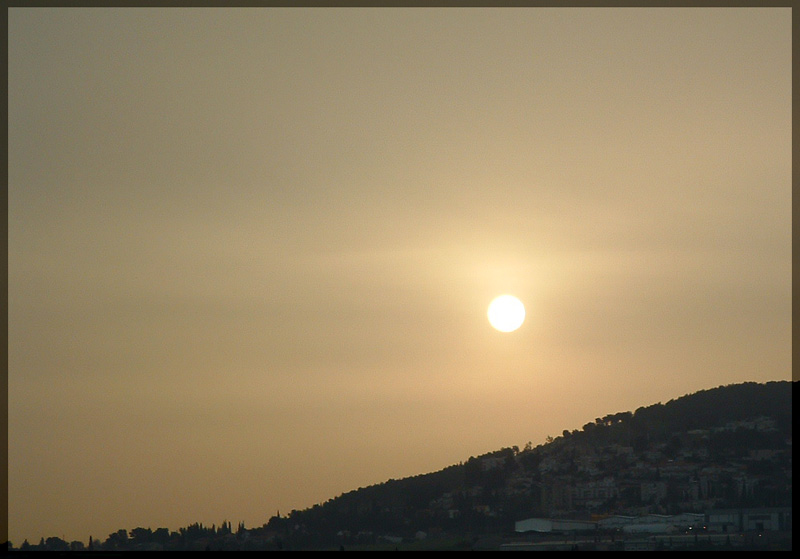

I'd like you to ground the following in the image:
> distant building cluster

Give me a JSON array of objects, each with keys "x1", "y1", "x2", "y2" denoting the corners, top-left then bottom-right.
[
  {"x1": 9, "y1": 384, "x2": 792, "y2": 551},
  {"x1": 514, "y1": 508, "x2": 791, "y2": 535}
]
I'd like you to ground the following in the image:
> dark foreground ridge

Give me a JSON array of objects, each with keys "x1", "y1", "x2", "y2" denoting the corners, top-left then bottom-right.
[{"x1": 7, "y1": 380, "x2": 793, "y2": 551}]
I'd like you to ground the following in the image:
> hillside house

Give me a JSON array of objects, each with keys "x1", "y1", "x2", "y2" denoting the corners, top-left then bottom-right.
[{"x1": 515, "y1": 517, "x2": 597, "y2": 534}]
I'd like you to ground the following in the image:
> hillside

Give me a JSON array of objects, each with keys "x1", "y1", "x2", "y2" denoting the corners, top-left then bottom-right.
[
  {"x1": 12, "y1": 380, "x2": 792, "y2": 551},
  {"x1": 261, "y1": 380, "x2": 792, "y2": 549}
]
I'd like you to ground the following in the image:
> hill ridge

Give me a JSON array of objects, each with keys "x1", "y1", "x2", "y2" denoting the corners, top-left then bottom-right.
[{"x1": 11, "y1": 380, "x2": 793, "y2": 551}]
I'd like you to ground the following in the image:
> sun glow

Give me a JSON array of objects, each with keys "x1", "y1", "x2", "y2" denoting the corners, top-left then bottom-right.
[{"x1": 487, "y1": 295, "x2": 526, "y2": 332}]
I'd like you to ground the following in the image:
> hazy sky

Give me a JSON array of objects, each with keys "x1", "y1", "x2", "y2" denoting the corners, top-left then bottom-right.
[{"x1": 7, "y1": 7, "x2": 792, "y2": 546}]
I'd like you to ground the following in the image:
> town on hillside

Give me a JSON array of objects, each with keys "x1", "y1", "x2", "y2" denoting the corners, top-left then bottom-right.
[{"x1": 9, "y1": 382, "x2": 793, "y2": 551}]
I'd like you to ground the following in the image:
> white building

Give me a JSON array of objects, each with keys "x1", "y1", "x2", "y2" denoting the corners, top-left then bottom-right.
[
  {"x1": 622, "y1": 523, "x2": 677, "y2": 534},
  {"x1": 515, "y1": 518, "x2": 597, "y2": 533},
  {"x1": 597, "y1": 515, "x2": 636, "y2": 530}
]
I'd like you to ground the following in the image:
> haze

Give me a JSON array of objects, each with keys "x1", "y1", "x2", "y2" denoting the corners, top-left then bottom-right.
[{"x1": 6, "y1": 7, "x2": 791, "y2": 546}]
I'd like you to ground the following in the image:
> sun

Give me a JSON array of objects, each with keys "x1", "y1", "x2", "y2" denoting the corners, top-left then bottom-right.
[{"x1": 487, "y1": 295, "x2": 526, "y2": 332}]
